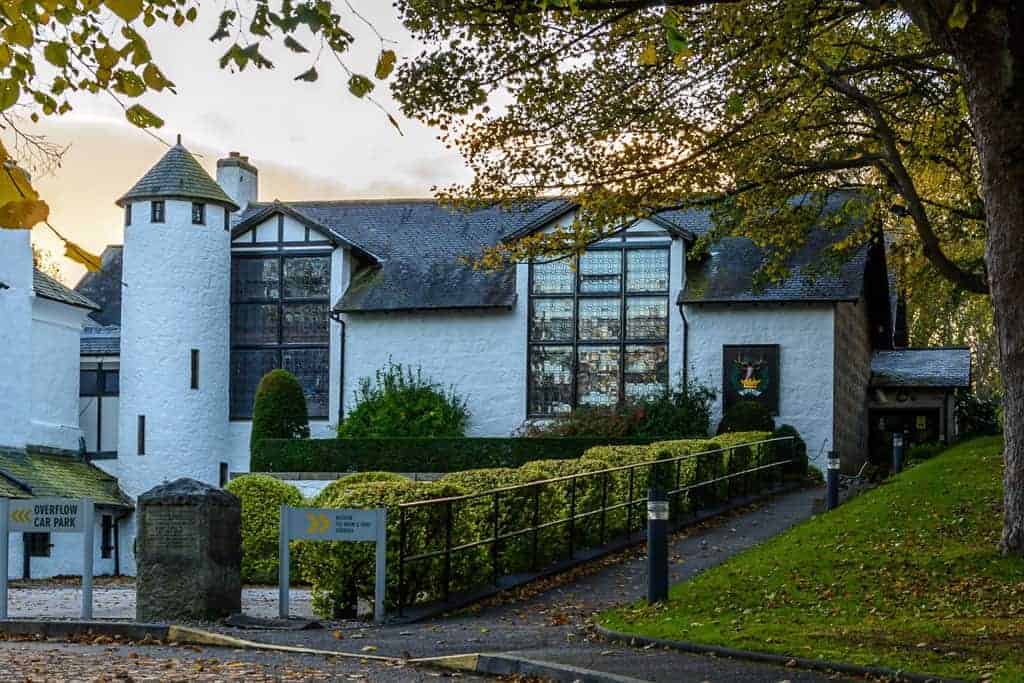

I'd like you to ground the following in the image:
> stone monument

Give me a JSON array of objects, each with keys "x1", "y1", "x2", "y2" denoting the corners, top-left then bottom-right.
[{"x1": 136, "y1": 478, "x2": 242, "y2": 621}]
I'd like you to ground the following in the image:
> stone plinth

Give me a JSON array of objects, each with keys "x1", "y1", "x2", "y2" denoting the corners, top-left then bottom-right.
[{"x1": 136, "y1": 478, "x2": 241, "y2": 622}]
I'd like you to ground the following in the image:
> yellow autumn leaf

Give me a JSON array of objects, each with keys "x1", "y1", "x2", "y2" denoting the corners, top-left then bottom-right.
[
  {"x1": 104, "y1": 0, "x2": 142, "y2": 22},
  {"x1": 639, "y1": 42, "x2": 659, "y2": 66},
  {"x1": 63, "y1": 239, "x2": 102, "y2": 272},
  {"x1": 0, "y1": 199, "x2": 49, "y2": 229}
]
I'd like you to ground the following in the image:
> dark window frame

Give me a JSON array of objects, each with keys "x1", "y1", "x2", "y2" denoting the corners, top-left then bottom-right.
[
  {"x1": 124, "y1": 203, "x2": 131, "y2": 227},
  {"x1": 192, "y1": 202, "x2": 206, "y2": 225},
  {"x1": 151, "y1": 200, "x2": 165, "y2": 223},
  {"x1": 101, "y1": 515, "x2": 114, "y2": 559},
  {"x1": 80, "y1": 368, "x2": 119, "y2": 397},
  {"x1": 527, "y1": 239, "x2": 671, "y2": 418},
  {"x1": 229, "y1": 250, "x2": 332, "y2": 420},
  {"x1": 137, "y1": 414, "x2": 146, "y2": 455},
  {"x1": 25, "y1": 532, "x2": 51, "y2": 557},
  {"x1": 190, "y1": 349, "x2": 200, "y2": 389}
]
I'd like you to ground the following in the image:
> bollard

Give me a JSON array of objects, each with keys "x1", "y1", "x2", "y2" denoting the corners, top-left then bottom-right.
[
  {"x1": 826, "y1": 452, "x2": 840, "y2": 511},
  {"x1": 647, "y1": 489, "x2": 669, "y2": 604},
  {"x1": 892, "y1": 432, "x2": 904, "y2": 474}
]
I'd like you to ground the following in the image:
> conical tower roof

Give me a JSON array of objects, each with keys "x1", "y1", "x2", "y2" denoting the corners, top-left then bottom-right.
[{"x1": 116, "y1": 143, "x2": 239, "y2": 210}]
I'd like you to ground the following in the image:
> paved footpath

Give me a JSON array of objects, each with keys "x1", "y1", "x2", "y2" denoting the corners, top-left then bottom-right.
[{"x1": 6, "y1": 487, "x2": 846, "y2": 682}]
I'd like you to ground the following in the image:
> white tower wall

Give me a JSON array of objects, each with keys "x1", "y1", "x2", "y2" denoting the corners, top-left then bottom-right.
[
  {"x1": 116, "y1": 198, "x2": 231, "y2": 499},
  {"x1": 0, "y1": 229, "x2": 33, "y2": 450}
]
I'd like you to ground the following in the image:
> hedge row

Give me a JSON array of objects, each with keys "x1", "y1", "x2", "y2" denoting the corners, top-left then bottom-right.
[
  {"x1": 252, "y1": 436, "x2": 671, "y2": 473},
  {"x1": 276, "y1": 428, "x2": 807, "y2": 617}
]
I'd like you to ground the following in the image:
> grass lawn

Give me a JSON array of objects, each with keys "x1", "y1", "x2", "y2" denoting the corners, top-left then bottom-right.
[{"x1": 598, "y1": 437, "x2": 1023, "y2": 682}]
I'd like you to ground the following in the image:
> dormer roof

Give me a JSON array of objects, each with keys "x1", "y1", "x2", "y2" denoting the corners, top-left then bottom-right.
[{"x1": 116, "y1": 144, "x2": 239, "y2": 210}]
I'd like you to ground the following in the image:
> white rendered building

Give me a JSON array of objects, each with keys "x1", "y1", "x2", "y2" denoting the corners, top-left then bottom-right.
[{"x1": 3, "y1": 143, "x2": 972, "y2": 578}]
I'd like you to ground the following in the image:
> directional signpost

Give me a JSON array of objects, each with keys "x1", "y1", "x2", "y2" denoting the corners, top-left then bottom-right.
[
  {"x1": 0, "y1": 497, "x2": 95, "y2": 619},
  {"x1": 278, "y1": 506, "x2": 387, "y2": 623}
]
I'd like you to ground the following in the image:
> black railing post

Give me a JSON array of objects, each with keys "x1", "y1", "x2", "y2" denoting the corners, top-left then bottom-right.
[
  {"x1": 627, "y1": 467, "x2": 635, "y2": 535},
  {"x1": 443, "y1": 499, "x2": 453, "y2": 602},
  {"x1": 492, "y1": 491, "x2": 501, "y2": 586},
  {"x1": 567, "y1": 476, "x2": 577, "y2": 560},
  {"x1": 531, "y1": 484, "x2": 541, "y2": 571},
  {"x1": 398, "y1": 506, "x2": 407, "y2": 616},
  {"x1": 599, "y1": 471, "x2": 608, "y2": 545}
]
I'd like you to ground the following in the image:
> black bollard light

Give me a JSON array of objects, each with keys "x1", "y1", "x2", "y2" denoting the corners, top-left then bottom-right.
[
  {"x1": 826, "y1": 451, "x2": 840, "y2": 511},
  {"x1": 892, "y1": 432, "x2": 904, "y2": 474},
  {"x1": 647, "y1": 489, "x2": 669, "y2": 604}
]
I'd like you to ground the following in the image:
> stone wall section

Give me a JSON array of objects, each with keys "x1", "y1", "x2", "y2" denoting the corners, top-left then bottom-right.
[{"x1": 832, "y1": 298, "x2": 872, "y2": 471}]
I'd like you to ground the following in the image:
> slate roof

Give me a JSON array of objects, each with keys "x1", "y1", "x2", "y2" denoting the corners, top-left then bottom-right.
[
  {"x1": 870, "y1": 348, "x2": 972, "y2": 388},
  {"x1": 81, "y1": 325, "x2": 121, "y2": 356},
  {"x1": 233, "y1": 199, "x2": 570, "y2": 312},
  {"x1": 33, "y1": 269, "x2": 98, "y2": 311},
  {"x1": 0, "y1": 448, "x2": 133, "y2": 507},
  {"x1": 74, "y1": 246, "x2": 122, "y2": 327},
  {"x1": 679, "y1": 194, "x2": 871, "y2": 304},
  {"x1": 117, "y1": 144, "x2": 238, "y2": 210}
]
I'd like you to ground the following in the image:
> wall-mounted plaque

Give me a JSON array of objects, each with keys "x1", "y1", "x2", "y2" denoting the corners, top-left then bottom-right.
[{"x1": 722, "y1": 344, "x2": 780, "y2": 415}]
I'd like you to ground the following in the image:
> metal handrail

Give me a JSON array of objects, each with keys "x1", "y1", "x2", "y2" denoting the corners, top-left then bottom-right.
[{"x1": 397, "y1": 436, "x2": 794, "y2": 508}]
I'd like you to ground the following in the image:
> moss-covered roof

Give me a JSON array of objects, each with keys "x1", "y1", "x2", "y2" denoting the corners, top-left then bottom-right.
[{"x1": 0, "y1": 449, "x2": 132, "y2": 508}]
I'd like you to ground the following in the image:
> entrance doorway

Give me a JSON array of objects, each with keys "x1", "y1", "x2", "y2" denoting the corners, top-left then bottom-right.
[{"x1": 868, "y1": 408, "x2": 942, "y2": 468}]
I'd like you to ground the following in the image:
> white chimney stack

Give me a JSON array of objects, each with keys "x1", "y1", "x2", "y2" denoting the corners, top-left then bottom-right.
[{"x1": 216, "y1": 152, "x2": 258, "y2": 211}]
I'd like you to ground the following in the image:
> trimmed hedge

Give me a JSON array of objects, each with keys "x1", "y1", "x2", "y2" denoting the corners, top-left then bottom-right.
[
  {"x1": 225, "y1": 474, "x2": 305, "y2": 585},
  {"x1": 253, "y1": 436, "x2": 668, "y2": 473},
  {"x1": 284, "y1": 430, "x2": 806, "y2": 618}
]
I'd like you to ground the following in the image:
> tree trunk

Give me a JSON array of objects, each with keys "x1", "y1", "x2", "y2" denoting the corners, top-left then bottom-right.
[{"x1": 953, "y1": 3, "x2": 1024, "y2": 554}]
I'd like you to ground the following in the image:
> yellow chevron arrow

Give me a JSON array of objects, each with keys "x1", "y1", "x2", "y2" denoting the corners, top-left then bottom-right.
[
  {"x1": 10, "y1": 509, "x2": 31, "y2": 524},
  {"x1": 306, "y1": 512, "x2": 330, "y2": 535}
]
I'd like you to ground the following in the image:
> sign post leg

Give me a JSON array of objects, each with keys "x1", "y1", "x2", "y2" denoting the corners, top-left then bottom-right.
[
  {"x1": 279, "y1": 505, "x2": 289, "y2": 620},
  {"x1": 0, "y1": 498, "x2": 9, "y2": 620},
  {"x1": 374, "y1": 509, "x2": 386, "y2": 624},
  {"x1": 81, "y1": 499, "x2": 94, "y2": 620}
]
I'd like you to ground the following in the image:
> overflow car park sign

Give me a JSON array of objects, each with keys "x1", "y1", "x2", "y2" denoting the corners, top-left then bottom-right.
[{"x1": 1, "y1": 497, "x2": 95, "y2": 619}]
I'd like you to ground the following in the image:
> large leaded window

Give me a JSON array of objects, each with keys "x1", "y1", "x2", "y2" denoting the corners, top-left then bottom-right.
[
  {"x1": 230, "y1": 253, "x2": 331, "y2": 419},
  {"x1": 528, "y1": 243, "x2": 670, "y2": 416}
]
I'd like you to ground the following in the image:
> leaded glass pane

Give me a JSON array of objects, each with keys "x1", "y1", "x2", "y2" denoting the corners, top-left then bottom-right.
[
  {"x1": 283, "y1": 347, "x2": 330, "y2": 417},
  {"x1": 230, "y1": 349, "x2": 278, "y2": 418},
  {"x1": 625, "y1": 345, "x2": 668, "y2": 401},
  {"x1": 282, "y1": 303, "x2": 329, "y2": 344},
  {"x1": 232, "y1": 258, "x2": 279, "y2": 300},
  {"x1": 80, "y1": 370, "x2": 98, "y2": 396},
  {"x1": 529, "y1": 346, "x2": 573, "y2": 415},
  {"x1": 530, "y1": 299, "x2": 574, "y2": 341},
  {"x1": 283, "y1": 257, "x2": 330, "y2": 298},
  {"x1": 531, "y1": 259, "x2": 574, "y2": 294},
  {"x1": 231, "y1": 303, "x2": 279, "y2": 345},
  {"x1": 579, "y1": 250, "x2": 622, "y2": 293},
  {"x1": 626, "y1": 249, "x2": 669, "y2": 292},
  {"x1": 626, "y1": 297, "x2": 668, "y2": 339},
  {"x1": 579, "y1": 298, "x2": 621, "y2": 340},
  {"x1": 577, "y1": 346, "x2": 620, "y2": 407}
]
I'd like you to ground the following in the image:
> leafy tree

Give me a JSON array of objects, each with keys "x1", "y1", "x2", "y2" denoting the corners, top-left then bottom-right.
[
  {"x1": 338, "y1": 361, "x2": 469, "y2": 438},
  {"x1": 250, "y1": 369, "x2": 310, "y2": 457}
]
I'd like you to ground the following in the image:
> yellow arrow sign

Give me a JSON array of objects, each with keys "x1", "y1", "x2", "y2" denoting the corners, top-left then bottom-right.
[
  {"x1": 10, "y1": 509, "x2": 31, "y2": 524},
  {"x1": 306, "y1": 512, "x2": 330, "y2": 535}
]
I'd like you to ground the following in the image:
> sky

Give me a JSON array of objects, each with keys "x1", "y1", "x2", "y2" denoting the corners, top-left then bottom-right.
[{"x1": 27, "y1": 3, "x2": 469, "y2": 284}]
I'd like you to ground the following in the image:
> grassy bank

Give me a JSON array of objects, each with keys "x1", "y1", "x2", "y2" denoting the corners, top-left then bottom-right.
[{"x1": 599, "y1": 437, "x2": 1022, "y2": 682}]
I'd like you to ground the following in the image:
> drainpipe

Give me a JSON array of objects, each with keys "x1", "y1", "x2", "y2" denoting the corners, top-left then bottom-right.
[
  {"x1": 677, "y1": 303, "x2": 689, "y2": 387},
  {"x1": 330, "y1": 312, "x2": 346, "y2": 425}
]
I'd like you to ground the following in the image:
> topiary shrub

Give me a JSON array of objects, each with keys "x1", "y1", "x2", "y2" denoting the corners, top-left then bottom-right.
[
  {"x1": 251, "y1": 369, "x2": 310, "y2": 458},
  {"x1": 312, "y1": 472, "x2": 409, "y2": 504},
  {"x1": 225, "y1": 474, "x2": 305, "y2": 585},
  {"x1": 338, "y1": 361, "x2": 469, "y2": 438},
  {"x1": 716, "y1": 400, "x2": 775, "y2": 435},
  {"x1": 297, "y1": 479, "x2": 479, "y2": 617}
]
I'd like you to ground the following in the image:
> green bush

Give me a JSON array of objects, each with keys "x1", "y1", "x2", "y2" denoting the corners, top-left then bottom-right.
[
  {"x1": 907, "y1": 442, "x2": 946, "y2": 465},
  {"x1": 225, "y1": 474, "x2": 305, "y2": 585},
  {"x1": 297, "y1": 479, "x2": 474, "y2": 617},
  {"x1": 956, "y1": 392, "x2": 1001, "y2": 437},
  {"x1": 339, "y1": 361, "x2": 469, "y2": 438},
  {"x1": 313, "y1": 472, "x2": 409, "y2": 503},
  {"x1": 250, "y1": 369, "x2": 310, "y2": 458},
  {"x1": 770, "y1": 424, "x2": 808, "y2": 481},
  {"x1": 252, "y1": 436, "x2": 664, "y2": 473},
  {"x1": 716, "y1": 401, "x2": 775, "y2": 435},
  {"x1": 519, "y1": 380, "x2": 715, "y2": 439}
]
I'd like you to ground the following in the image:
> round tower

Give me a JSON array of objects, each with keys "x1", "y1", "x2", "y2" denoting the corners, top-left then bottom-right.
[{"x1": 115, "y1": 142, "x2": 239, "y2": 500}]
